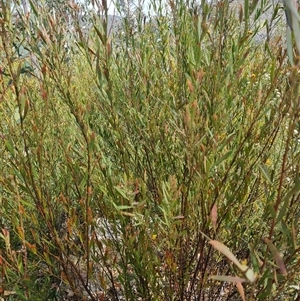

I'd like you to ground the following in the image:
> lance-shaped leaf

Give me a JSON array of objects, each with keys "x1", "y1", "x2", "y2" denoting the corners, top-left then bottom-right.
[
  {"x1": 236, "y1": 282, "x2": 246, "y2": 301},
  {"x1": 209, "y1": 240, "x2": 256, "y2": 282},
  {"x1": 283, "y1": 0, "x2": 300, "y2": 57},
  {"x1": 211, "y1": 203, "x2": 217, "y2": 231},
  {"x1": 211, "y1": 275, "x2": 246, "y2": 300},
  {"x1": 209, "y1": 240, "x2": 247, "y2": 271},
  {"x1": 264, "y1": 238, "x2": 287, "y2": 276},
  {"x1": 211, "y1": 275, "x2": 246, "y2": 283}
]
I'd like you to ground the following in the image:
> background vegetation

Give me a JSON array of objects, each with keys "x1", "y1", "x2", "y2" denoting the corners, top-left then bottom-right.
[{"x1": 0, "y1": 0, "x2": 300, "y2": 300}]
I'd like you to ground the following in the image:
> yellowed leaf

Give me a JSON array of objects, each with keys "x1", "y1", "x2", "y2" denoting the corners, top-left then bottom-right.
[
  {"x1": 236, "y1": 282, "x2": 245, "y2": 301},
  {"x1": 211, "y1": 275, "x2": 246, "y2": 283},
  {"x1": 211, "y1": 204, "x2": 217, "y2": 231},
  {"x1": 209, "y1": 240, "x2": 246, "y2": 271},
  {"x1": 209, "y1": 240, "x2": 257, "y2": 282}
]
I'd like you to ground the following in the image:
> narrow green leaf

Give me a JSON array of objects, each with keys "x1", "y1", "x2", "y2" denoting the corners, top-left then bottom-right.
[
  {"x1": 212, "y1": 150, "x2": 232, "y2": 169},
  {"x1": 292, "y1": 12, "x2": 300, "y2": 54},
  {"x1": 17, "y1": 253, "x2": 24, "y2": 274},
  {"x1": 249, "y1": 0, "x2": 259, "y2": 15},
  {"x1": 258, "y1": 164, "x2": 272, "y2": 184},
  {"x1": 267, "y1": 204, "x2": 276, "y2": 219},
  {"x1": 244, "y1": 0, "x2": 249, "y2": 34},
  {"x1": 219, "y1": 133, "x2": 236, "y2": 151},
  {"x1": 275, "y1": 204, "x2": 288, "y2": 226},
  {"x1": 114, "y1": 186, "x2": 130, "y2": 200},
  {"x1": 115, "y1": 205, "x2": 132, "y2": 211},
  {"x1": 89, "y1": 131, "x2": 96, "y2": 152},
  {"x1": 14, "y1": 107, "x2": 21, "y2": 124},
  {"x1": 28, "y1": 0, "x2": 39, "y2": 17},
  {"x1": 20, "y1": 198, "x2": 34, "y2": 209},
  {"x1": 5, "y1": 139, "x2": 15, "y2": 156},
  {"x1": 283, "y1": 0, "x2": 300, "y2": 23},
  {"x1": 286, "y1": 28, "x2": 294, "y2": 65},
  {"x1": 93, "y1": 25, "x2": 105, "y2": 45},
  {"x1": 276, "y1": 175, "x2": 300, "y2": 224},
  {"x1": 264, "y1": 275, "x2": 274, "y2": 298}
]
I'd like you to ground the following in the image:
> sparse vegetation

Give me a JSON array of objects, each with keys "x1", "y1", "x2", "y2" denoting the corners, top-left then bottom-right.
[{"x1": 1, "y1": 0, "x2": 300, "y2": 300}]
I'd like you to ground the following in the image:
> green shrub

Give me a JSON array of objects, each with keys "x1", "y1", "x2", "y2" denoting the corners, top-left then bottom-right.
[{"x1": 0, "y1": 0, "x2": 300, "y2": 300}]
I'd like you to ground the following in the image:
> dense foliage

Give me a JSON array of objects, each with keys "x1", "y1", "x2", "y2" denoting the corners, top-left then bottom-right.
[{"x1": 0, "y1": 0, "x2": 300, "y2": 300}]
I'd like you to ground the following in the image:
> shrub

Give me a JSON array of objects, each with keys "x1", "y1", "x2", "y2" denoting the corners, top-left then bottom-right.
[{"x1": 0, "y1": 0, "x2": 300, "y2": 300}]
